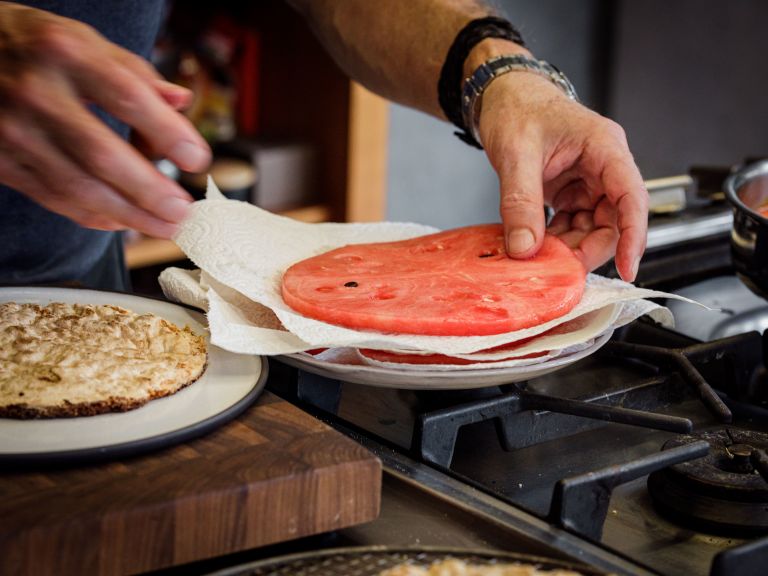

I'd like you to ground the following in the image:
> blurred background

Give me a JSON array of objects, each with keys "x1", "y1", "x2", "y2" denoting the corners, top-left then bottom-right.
[{"x1": 130, "y1": 0, "x2": 768, "y2": 291}]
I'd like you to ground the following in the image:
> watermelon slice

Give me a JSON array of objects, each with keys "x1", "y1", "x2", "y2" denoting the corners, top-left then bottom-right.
[
  {"x1": 358, "y1": 348, "x2": 548, "y2": 365},
  {"x1": 281, "y1": 224, "x2": 586, "y2": 336}
]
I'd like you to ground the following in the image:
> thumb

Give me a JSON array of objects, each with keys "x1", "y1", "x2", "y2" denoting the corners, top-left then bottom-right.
[{"x1": 498, "y1": 150, "x2": 546, "y2": 258}]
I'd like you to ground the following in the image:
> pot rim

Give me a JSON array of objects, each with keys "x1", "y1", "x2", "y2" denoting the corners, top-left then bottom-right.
[{"x1": 724, "y1": 159, "x2": 768, "y2": 222}]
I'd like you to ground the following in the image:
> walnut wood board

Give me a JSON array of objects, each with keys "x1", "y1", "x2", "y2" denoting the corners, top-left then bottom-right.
[{"x1": 0, "y1": 391, "x2": 382, "y2": 576}]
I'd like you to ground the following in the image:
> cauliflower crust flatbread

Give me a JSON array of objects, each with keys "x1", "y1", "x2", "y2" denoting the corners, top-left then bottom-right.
[{"x1": 0, "y1": 302, "x2": 208, "y2": 419}]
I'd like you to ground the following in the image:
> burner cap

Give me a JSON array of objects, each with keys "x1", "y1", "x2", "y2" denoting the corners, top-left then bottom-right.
[{"x1": 648, "y1": 428, "x2": 768, "y2": 534}]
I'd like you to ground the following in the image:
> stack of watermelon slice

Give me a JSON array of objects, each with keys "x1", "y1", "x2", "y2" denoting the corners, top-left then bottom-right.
[
  {"x1": 281, "y1": 224, "x2": 591, "y2": 368},
  {"x1": 162, "y1": 184, "x2": 682, "y2": 377}
]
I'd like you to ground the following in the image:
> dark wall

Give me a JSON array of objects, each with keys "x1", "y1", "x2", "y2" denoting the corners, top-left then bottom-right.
[
  {"x1": 387, "y1": 0, "x2": 606, "y2": 227},
  {"x1": 494, "y1": 0, "x2": 610, "y2": 111},
  {"x1": 609, "y1": 0, "x2": 768, "y2": 178},
  {"x1": 388, "y1": 0, "x2": 768, "y2": 223}
]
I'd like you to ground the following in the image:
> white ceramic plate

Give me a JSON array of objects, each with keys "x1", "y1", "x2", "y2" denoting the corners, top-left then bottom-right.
[
  {"x1": 0, "y1": 287, "x2": 266, "y2": 464},
  {"x1": 278, "y1": 330, "x2": 612, "y2": 390}
]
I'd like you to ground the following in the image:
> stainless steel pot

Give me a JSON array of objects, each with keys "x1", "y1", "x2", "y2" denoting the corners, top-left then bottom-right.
[{"x1": 724, "y1": 160, "x2": 768, "y2": 298}]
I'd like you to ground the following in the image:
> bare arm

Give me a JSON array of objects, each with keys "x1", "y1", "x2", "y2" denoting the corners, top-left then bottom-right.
[
  {"x1": 290, "y1": 0, "x2": 648, "y2": 282},
  {"x1": 287, "y1": 0, "x2": 523, "y2": 117}
]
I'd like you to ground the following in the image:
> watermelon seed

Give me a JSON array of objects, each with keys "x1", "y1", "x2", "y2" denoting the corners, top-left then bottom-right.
[
  {"x1": 344, "y1": 281, "x2": 359, "y2": 288},
  {"x1": 478, "y1": 248, "x2": 502, "y2": 258}
]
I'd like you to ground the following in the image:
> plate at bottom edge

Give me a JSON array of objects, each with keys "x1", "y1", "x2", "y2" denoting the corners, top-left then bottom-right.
[
  {"x1": 0, "y1": 286, "x2": 266, "y2": 465},
  {"x1": 278, "y1": 330, "x2": 613, "y2": 390},
  {"x1": 206, "y1": 545, "x2": 605, "y2": 576}
]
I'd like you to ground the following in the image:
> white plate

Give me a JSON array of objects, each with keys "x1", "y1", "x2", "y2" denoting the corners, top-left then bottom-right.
[
  {"x1": 0, "y1": 287, "x2": 266, "y2": 464},
  {"x1": 278, "y1": 330, "x2": 612, "y2": 390}
]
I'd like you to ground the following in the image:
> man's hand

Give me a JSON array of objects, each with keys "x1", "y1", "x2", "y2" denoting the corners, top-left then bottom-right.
[
  {"x1": 0, "y1": 2, "x2": 211, "y2": 238},
  {"x1": 282, "y1": 2, "x2": 649, "y2": 280},
  {"x1": 478, "y1": 70, "x2": 648, "y2": 282}
]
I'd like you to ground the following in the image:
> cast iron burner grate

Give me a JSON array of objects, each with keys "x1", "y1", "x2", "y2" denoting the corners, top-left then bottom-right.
[
  {"x1": 648, "y1": 428, "x2": 768, "y2": 534},
  {"x1": 545, "y1": 435, "x2": 768, "y2": 576},
  {"x1": 411, "y1": 330, "x2": 764, "y2": 468},
  {"x1": 272, "y1": 324, "x2": 768, "y2": 576},
  {"x1": 282, "y1": 329, "x2": 765, "y2": 470}
]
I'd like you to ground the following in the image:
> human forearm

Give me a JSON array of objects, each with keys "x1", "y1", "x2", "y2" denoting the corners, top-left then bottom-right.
[
  {"x1": 290, "y1": 0, "x2": 648, "y2": 282},
  {"x1": 288, "y1": 0, "x2": 526, "y2": 118}
]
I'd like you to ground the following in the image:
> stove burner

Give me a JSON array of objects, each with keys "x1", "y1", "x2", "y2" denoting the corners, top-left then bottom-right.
[{"x1": 648, "y1": 429, "x2": 768, "y2": 534}]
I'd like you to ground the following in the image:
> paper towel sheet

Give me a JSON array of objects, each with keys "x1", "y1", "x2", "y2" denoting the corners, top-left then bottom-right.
[
  {"x1": 162, "y1": 180, "x2": 697, "y2": 356},
  {"x1": 352, "y1": 339, "x2": 597, "y2": 370},
  {"x1": 354, "y1": 304, "x2": 618, "y2": 360},
  {"x1": 428, "y1": 298, "x2": 659, "y2": 360},
  {"x1": 310, "y1": 339, "x2": 596, "y2": 370}
]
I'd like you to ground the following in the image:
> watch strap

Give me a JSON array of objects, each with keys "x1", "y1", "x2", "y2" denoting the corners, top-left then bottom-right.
[
  {"x1": 437, "y1": 17, "x2": 526, "y2": 150},
  {"x1": 461, "y1": 54, "x2": 579, "y2": 148}
]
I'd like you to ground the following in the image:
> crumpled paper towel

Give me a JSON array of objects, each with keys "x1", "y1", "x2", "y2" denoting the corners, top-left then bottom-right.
[{"x1": 160, "y1": 179, "x2": 694, "y2": 357}]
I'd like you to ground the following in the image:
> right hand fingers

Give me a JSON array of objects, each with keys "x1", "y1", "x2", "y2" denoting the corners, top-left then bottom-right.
[
  {"x1": 0, "y1": 153, "x2": 179, "y2": 239},
  {"x1": 0, "y1": 112, "x2": 184, "y2": 238},
  {"x1": 14, "y1": 78, "x2": 195, "y2": 222},
  {"x1": 0, "y1": 6, "x2": 208, "y2": 235},
  {"x1": 41, "y1": 28, "x2": 210, "y2": 172},
  {"x1": 109, "y1": 49, "x2": 194, "y2": 110},
  {"x1": 154, "y1": 80, "x2": 194, "y2": 110}
]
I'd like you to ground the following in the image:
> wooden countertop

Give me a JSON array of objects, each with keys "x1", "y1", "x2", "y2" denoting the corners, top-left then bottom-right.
[{"x1": 0, "y1": 390, "x2": 382, "y2": 576}]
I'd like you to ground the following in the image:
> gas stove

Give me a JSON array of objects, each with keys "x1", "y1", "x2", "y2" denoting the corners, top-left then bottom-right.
[
  {"x1": 270, "y1": 319, "x2": 768, "y2": 576},
  {"x1": 265, "y1": 177, "x2": 768, "y2": 576}
]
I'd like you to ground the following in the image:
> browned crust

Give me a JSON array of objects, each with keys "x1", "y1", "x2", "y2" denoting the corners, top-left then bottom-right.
[{"x1": 0, "y1": 358, "x2": 208, "y2": 420}]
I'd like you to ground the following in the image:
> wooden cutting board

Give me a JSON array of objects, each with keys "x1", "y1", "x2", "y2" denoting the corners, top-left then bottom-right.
[{"x1": 0, "y1": 391, "x2": 382, "y2": 576}]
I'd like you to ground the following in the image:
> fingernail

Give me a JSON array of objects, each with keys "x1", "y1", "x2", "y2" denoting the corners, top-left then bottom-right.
[
  {"x1": 170, "y1": 141, "x2": 211, "y2": 171},
  {"x1": 507, "y1": 228, "x2": 535, "y2": 255},
  {"x1": 631, "y1": 255, "x2": 641, "y2": 281},
  {"x1": 157, "y1": 195, "x2": 192, "y2": 223},
  {"x1": 158, "y1": 80, "x2": 190, "y2": 95}
]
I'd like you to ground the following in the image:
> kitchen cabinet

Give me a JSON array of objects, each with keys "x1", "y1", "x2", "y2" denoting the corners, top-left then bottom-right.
[{"x1": 126, "y1": 0, "x2": 389, "y2": 270}]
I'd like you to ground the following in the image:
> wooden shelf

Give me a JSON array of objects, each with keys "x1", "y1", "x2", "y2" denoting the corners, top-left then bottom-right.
[
  {"x1": 125, "y1": 237, "x2": 185, "y2": 270},
  {"x1": 125, "y1": 203, "x2": 333, "y2": 269},
  {"x1": 279, "y1": 203, "x2": 333, "y2": 223}
]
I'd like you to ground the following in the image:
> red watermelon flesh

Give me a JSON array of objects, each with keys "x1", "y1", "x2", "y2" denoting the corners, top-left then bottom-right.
[
  {"x1": 280, "y1": 224, "x2": 586, "y2": 336},
  {"x1": 359, "y1": 347, "x2": 548, "y2": 366}
]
